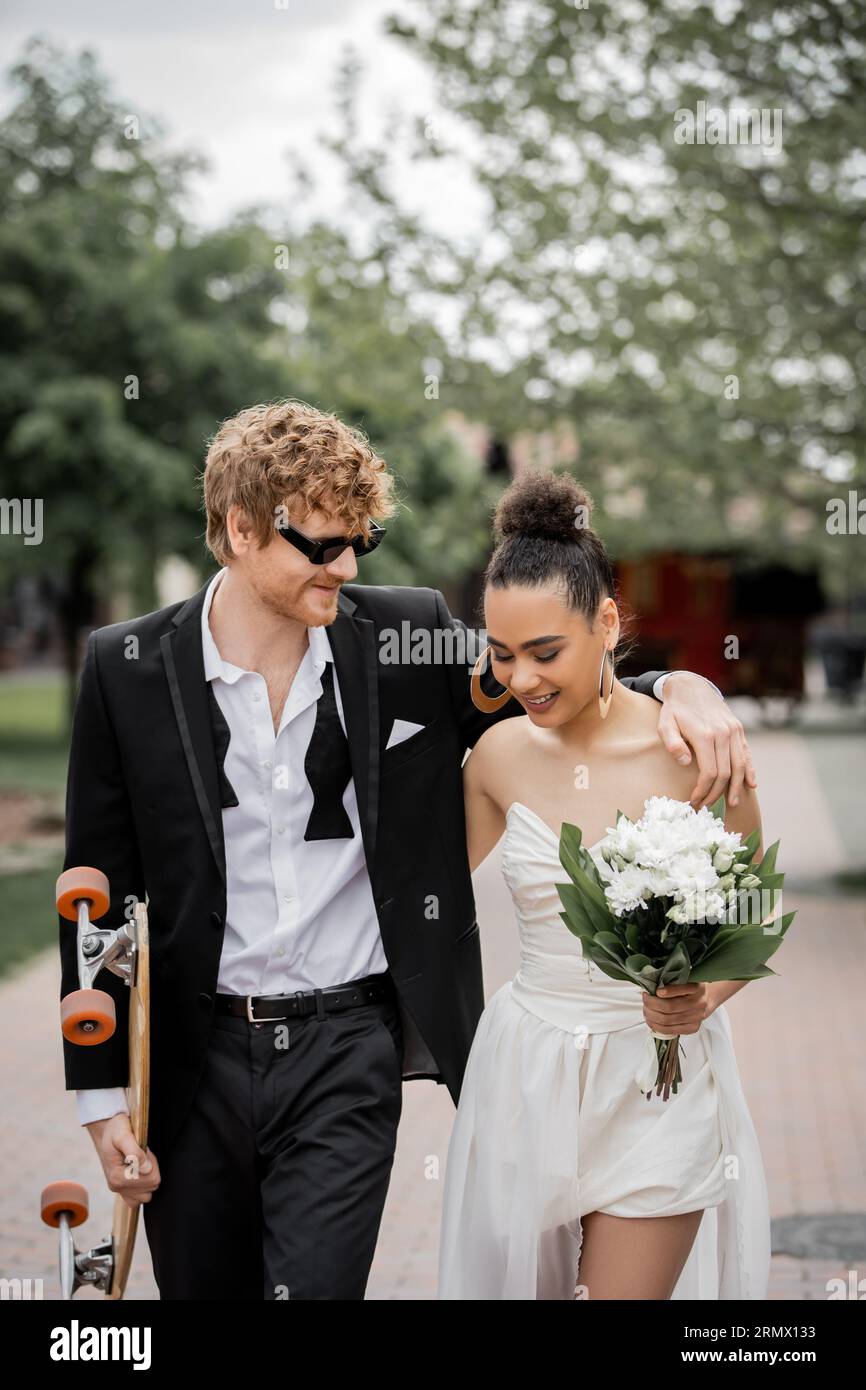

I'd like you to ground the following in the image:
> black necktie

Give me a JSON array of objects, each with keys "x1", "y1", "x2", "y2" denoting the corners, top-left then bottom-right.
[{"x1": 303, "y1": 661, "x2": 355, "y2": 841}]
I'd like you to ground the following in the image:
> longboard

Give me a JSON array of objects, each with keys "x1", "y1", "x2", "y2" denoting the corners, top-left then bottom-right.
[{"x1": 41, "y1": 871, "x2": 150, "y2": 1300}]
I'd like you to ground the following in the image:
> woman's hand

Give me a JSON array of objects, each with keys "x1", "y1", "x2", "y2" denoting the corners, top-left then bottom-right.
[{"x1": 643, "y1": 982, "x2": 716, "y2": 1035}]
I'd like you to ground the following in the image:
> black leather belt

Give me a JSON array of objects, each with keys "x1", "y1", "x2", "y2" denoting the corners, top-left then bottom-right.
[{"x1": 214, "y1": 971, "x2": 397, "y2": 1024}]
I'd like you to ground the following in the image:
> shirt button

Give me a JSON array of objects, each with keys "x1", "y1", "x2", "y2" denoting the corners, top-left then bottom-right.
[
  {"x1": 283, "y1": 894, "x2": 292, "y2": 903},
  {"x1": 276, "y1": 825, "x2": 285, "y2": 835},
  {"x1": 276, "y1": 947, "x2": 286, "y2": 958},
  {"x1": 253, "y1": 692, "x2": 261, "y2": 702},
  {"x1": 263, "y1": 760, "x2": 272, "y2": 769}
]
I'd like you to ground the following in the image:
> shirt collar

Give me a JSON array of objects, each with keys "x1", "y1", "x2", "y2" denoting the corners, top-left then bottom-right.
[{"x1": 201, "y1": 567, "x2": 334, "y2": 685}]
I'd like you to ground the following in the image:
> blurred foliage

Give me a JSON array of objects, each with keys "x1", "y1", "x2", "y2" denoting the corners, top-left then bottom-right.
[
  {"x1": 0, "y1": 38, "x2": 290, "y2": 690},
  {"x1": 3, "y1": 1, "x2": 864, "y2": 676},
  {"x1": 276, "y1": 220, "x2": 500, "y2": 586},
  {"x1": 0, "y1": 39, "x2": 500, "y2": 709},
  {"x1": 313, "y1": 0, "x2": 866, "y2": 600}
]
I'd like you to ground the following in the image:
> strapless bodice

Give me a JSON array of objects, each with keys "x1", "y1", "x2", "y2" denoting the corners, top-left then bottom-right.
[{"x1": 501, "y1": 801, "x2": 646, "y2": 1034}]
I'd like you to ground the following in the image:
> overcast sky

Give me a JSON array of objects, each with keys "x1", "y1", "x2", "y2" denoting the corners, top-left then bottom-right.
[{"x1": 0, "y1": 0, "x2": 485, "y2": 238}]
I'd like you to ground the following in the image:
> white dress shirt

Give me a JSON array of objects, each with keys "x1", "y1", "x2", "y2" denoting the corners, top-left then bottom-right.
[
  {"x1": 77, "y1": 568, "x2": 387, "y2": 1125},
  {"x1": 652, "y1": 671, "x2": 721, "y2": 702}
]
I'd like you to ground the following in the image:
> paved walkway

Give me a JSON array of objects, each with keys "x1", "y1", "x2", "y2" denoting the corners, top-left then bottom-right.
[{"x1": 3, "y1": 731, "x2": 864, "y2": 1300}]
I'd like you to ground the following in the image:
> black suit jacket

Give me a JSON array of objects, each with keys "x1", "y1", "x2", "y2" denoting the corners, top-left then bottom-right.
[{"x1": 60, "y1": 577, "x2": 667, "y2": 1158}]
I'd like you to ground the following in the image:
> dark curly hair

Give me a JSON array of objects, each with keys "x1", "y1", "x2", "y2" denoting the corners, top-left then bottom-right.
[{"x1": 483, "y1": 471, "x2": 615, "y2": 622}]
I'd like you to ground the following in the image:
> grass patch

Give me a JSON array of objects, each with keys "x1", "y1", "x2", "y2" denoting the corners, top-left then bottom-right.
[
  {"x1": 0, "y1": 737, "x2": 68, "y2": 794},
  {"x1": 0, "y1": 678, "x2": 68, "y2": 972},
  {"x1": 0, "y1": 675, "x2": 69, "y2": 794},
  {"x1": 0, "y1": 862, "x2": 64, "y2": 978}
]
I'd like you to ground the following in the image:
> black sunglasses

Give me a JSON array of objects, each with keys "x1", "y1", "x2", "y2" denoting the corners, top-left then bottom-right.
[{"x1": 276, "y1": 519, "x2": 387, "y2": 565}]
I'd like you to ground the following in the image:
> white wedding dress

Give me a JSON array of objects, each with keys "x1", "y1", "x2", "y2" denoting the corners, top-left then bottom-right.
[{"x1": 437, "y1": 802, "x2": 771, "y2": 1300}]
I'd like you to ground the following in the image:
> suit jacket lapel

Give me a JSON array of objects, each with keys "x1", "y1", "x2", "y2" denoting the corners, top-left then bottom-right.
[
  {"x1": 328, "y1": 590, "x2": 380, "y2": 870},
  {"x1": 161, "y1": 580, "x2": 226, "y2": 882}
]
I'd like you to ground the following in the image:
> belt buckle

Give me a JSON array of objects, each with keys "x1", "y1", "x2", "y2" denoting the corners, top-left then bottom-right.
[{"x1": 246, "y1": 995, "x2": 287, "y2": 1024}]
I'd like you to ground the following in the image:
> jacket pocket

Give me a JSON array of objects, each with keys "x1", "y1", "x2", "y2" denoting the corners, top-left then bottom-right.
[{"x1": 380, "y1": 717, "x2": 440, "y2": 772}]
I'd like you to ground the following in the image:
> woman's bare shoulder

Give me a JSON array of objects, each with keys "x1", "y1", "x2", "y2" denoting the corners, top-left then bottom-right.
[
  {"x1": 473, "y1": 712, "x2": 531, "y2": 757},
  {"x1": 614, "y1": 690, "x2": 701, "y2": 802},
  {"x1": 465, "y1": 714, "x2": 531, "y2": 802}
]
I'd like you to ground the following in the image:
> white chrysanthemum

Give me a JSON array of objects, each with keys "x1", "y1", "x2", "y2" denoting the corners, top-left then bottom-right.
[
  {"x1": 643, "y1": 865, "x2": 681, "y2": 897},
  {"x1": 603, "y1": 864, "x2": 653, "y2": 916},
  {"x1": 669, "y1": 850, "x2": 721, "y2": 895},
  {"x1": 631, "y1": 821, "x2": 702, "y2": 867},
  {"x1": 603, "y1": 818, "x2": 641, "y2": 862},
  {"x1": 595, "y1": 796, "x2": 747, "y2": 923},
  {"x1": 642, "y1": 796, "x2": 693, "y2": 823},
  {"x1": 672, "y1": 889, "x2": 728, "y2": 923}
]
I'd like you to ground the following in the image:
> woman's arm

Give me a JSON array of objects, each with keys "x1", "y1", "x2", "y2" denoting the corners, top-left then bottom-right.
[
  {"x1": 704, "y1": 782, "x2": 765, "y2": 1011},
  {"x1": 707, "y1": 979, "x2": 749, "y2": 1008},
  {"x1": 463, "y1": 736, "x2": 507, "y2": 873},
  {"x1": 724, "y1": 783, "x2": 763, "y2": 859}
]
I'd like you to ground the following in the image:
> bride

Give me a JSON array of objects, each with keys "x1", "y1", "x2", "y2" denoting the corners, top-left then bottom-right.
[{"x1": 437, "y1": 472, "x2": 771, "y2": 1301}]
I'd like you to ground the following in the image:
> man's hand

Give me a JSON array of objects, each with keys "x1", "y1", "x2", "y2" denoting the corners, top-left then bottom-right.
[
  {"x1": 657, "y1": 672, "x2": 756, "y2": 808},
  {"x1": 86, "y1": 1113, "x2": 161, "y2": 1210}
]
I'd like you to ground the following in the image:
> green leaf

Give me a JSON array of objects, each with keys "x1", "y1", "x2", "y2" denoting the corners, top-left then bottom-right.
[
  {"x1": 759, "y1": 909, "x2": 796, "y2": 941},
  {"x1": 555, "y1": 877, "x2": 613, "y2": 937},
  {"x1": 559, "y1": 824, "x2": 609, "y2": 913},
  {"x1": 756, "y1": 840, "x2": 780, "y2": 877},
  {"x1": 683, "y1": 935, "x2": 709, "y2": 964},
  {"x1": 584, "y1": 945, "x2": 633, "y2": 983},
  {"x1": 595, "y1": 931, "x2": 627, "y2": 960},
  {"x1": 688, "y1": 930, "x2": 784, "y2": 981},
  {"x1": 558, "y1": 907, "x2": 598, "y2": 945},
  {"x1": 625, "y1": 920, "x2": 644, "y2": 950},
  {"x1": 625, "y1": 953, "x2": 651, "y2": 969},
  {"x1": 754, "y1": 872, "x2": 785, "y2": 891},
  {"x1": 659, "y1": 942, "x2": 691, "y2": 985},
  {"x1": 709, "y1": 794, "x2": 726, "y2": 821}
]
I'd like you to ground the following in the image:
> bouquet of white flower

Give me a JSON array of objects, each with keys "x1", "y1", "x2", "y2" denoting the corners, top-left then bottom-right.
[{"x1": 556, "y1": 795, "x2": 794, "y2": 1100}]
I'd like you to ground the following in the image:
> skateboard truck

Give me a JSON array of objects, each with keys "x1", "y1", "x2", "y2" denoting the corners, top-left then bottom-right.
[
  {"x1": 56, "y1": 866, "x2": 141, "y2": 1045},
  {"x1": 40, "y1": 1183, "x2": 115, "y2": 1298},
  {"x1": 78, "y1": 915, "x2": 141, "y2": 991}
]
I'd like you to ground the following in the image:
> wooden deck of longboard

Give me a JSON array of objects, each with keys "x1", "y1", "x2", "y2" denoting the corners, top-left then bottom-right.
[{"x1": 108, "y1": 901, "x2": 149, "y2": 1300}]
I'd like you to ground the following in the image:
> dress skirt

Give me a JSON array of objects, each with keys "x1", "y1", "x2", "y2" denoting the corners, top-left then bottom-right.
[{"x1": 437, "y1": 980, "x2": 771, "y2": 1300}]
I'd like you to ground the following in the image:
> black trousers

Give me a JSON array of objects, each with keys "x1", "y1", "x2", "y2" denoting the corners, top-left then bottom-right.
[{"x1": 143, "y1": 980, "x2": 404, "y2": 1299}]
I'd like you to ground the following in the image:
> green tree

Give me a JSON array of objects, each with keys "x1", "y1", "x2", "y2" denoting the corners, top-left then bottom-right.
[
  {"x1": 275, "y1": 217, "x2": 500, "y2": 593},
  {"x1": 0, "y1": 40, "x2": 288, "y2": 712},
  {"x1": 325, "y1": 0, "x2": 865, "y2": 598}
]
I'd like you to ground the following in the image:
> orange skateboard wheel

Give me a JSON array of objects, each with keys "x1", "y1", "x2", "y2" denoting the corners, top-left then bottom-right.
[
  {"x1": 56, "y1": 867, "x2": 110, "y2": 922},
  {"x1": 41, "y1": 1181, "x2": 89, "y2": 1228},
  {"x1": 61, "y1": 989, "x2": 116, "y2": 1045}
]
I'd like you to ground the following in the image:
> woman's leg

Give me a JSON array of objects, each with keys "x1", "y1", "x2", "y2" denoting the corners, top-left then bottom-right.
[{"x1": 576, "y1": 1209, "x2": 704, "y2": 1300}]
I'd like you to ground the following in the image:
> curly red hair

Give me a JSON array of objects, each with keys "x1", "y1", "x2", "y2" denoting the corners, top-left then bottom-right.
[{"x1": 202, "y1": 399, "x2": 396, "y2": 566}]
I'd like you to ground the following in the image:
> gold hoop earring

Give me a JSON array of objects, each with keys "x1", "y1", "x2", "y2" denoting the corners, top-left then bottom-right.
[
  {"x1": 598, "y1": 646, "x2": 614, "y2": 719},
  {"x1": 471, "y1": 645, "x2": 513, "y2": 713}
]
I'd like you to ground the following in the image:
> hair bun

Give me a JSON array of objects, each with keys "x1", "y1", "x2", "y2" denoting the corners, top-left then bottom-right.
[{"x1": 493, "y1": 471, "x2": 594, "y2": 545}]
